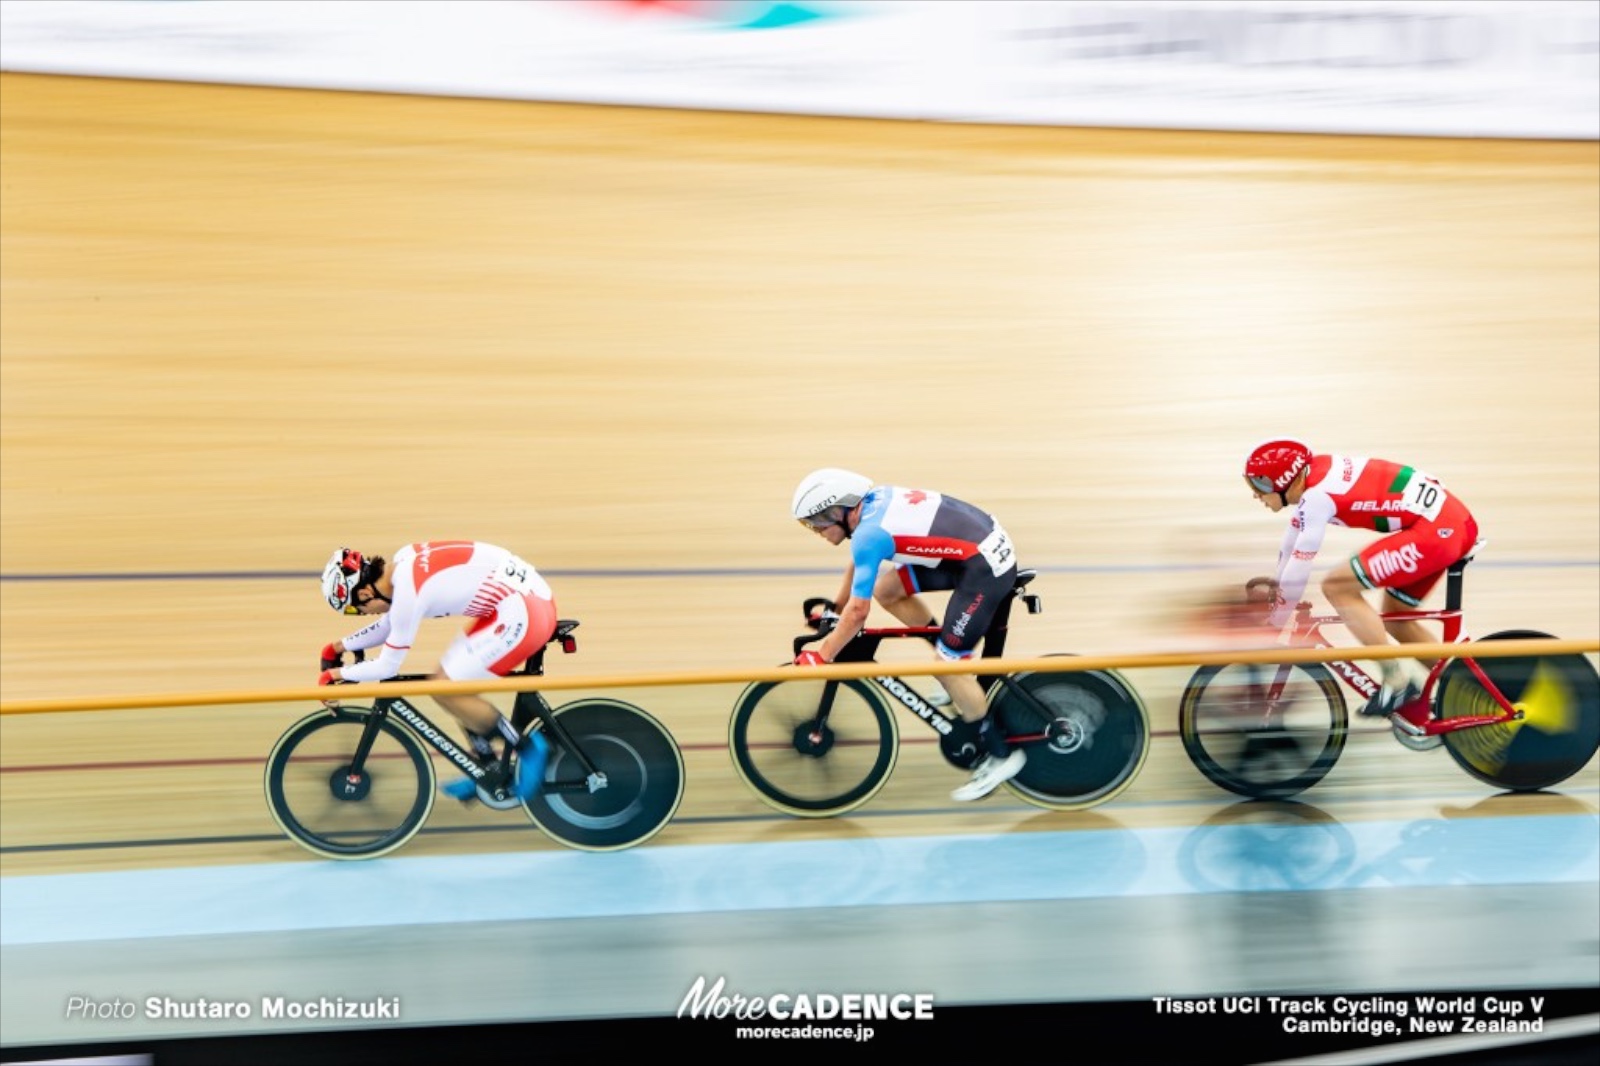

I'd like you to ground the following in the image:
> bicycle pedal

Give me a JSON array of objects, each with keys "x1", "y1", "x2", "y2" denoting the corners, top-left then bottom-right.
[
  {"x1": 476, "y1": 785, "x2": 525, "y2": 811},
  {"x1": 1391, "y1": 724, "x2": 1444, "y2": 752}
]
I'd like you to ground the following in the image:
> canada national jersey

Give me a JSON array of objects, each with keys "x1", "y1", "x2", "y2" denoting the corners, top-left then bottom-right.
[
  {"x1": 848, "y1": 487, "x2": 1014, "y2": 600},
  {"x1": 341, "y1": 540, "x2": 552, "y2": 682}
]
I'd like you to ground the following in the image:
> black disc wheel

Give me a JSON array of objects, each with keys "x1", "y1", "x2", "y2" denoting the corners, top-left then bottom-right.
[{"x1": 522, "y1": 699, "x2": 685, "y2": 850}]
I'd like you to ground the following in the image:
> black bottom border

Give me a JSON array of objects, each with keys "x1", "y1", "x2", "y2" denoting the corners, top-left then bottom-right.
[{"x1": 3, "y1": 989, "x2": 1596, "y2": 1066}]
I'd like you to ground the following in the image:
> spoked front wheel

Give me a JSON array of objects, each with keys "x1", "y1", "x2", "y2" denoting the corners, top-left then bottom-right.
[
  {"x1": 991, "y1": 670, "x2": 1151, "y2": 810},
  {"x1": 1436, "y1": 630, "x2": 1600, "y2": 792},
  {"x1": 1178, "y1": 661, "x2": 1348, "y2": 799},
  {"x1": 523, "y1": 698, "x2": 685, "y2": 851},
  {"x1": 264, "y1": 707, "x2": 435, "y2": 860},
  {"x1": 728, "y1": 678, "x2": 898, "y2": 817}
]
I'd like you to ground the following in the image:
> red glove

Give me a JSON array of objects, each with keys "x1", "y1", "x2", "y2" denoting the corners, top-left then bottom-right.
[
  {"x1": 317, "y1": 668, "x2": 340, "y2": 708},
  {"x1": 794, "y1": 650, "x2": 828, "y2": 667},
  {"x1": 319, "y1": 643, "x2": 343, "y2": 671}
]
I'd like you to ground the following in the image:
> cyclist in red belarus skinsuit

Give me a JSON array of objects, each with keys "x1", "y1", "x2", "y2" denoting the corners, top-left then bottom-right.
[
  {"x1": 317, "y1": 541, "x2": 556, "y2": 801},
  {"x1": 1244, "y1": 440, "x2": 1480, "y2": 718}
]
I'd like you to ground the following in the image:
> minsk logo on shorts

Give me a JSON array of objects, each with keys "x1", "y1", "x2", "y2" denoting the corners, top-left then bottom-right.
[{"x1": 1368, "y1": 543, "x2": 1424, "y2": 581}]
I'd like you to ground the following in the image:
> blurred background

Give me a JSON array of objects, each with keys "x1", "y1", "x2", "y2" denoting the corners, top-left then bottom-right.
[{"x1": 1, "y1": 0, "x2": 1596, "y2": 1061}]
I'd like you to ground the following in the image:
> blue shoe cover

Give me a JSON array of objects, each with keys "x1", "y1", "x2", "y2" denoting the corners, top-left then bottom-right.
[
  {"x1": 512, "y1": 731, "x2": 549, "y2": 802},
  {"x1": 441, "y1": 776, "x2": 478, "y2": 801}
]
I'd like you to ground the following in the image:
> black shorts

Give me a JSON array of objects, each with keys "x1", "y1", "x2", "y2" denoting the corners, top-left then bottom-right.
[{"x1": 902, "y1": 560, "x2": 1018, "y2": 658}]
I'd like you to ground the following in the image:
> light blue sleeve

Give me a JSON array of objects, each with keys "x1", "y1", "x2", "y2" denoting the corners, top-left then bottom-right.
[{"x1": 849, "y1": 520, "x2": 896, "y2": 600}]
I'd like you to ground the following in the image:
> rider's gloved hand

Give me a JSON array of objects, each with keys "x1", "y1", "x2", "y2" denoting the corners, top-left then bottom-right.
[
  {"x1": 1245, "y1": 577, "x2": 1290, "y2": 631},
  {"x1": 1244, "y1": 577, "x2": 1279, "y2": 604},
  {"x1": 317, "y1": 668, "x2": 342, "y2": 708},
  {"x1": 319, "y1": 642, "x2": 344, "y2": 671},
  {"x1": 794, "y1": 650, "x2": 828, "y2": 667}
]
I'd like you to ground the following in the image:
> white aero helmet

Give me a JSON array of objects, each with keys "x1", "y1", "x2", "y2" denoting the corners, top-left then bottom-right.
[
  {"x1": 792, "y1": 468, "x2": 873, "y2": 525},
  {"x1": 321, "y1": 547, "x2": 367, "y2": 614}
]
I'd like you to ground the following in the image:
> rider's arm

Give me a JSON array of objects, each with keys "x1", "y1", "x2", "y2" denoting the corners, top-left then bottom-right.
[
  {"x1": 813, "y1": 527, "x2": 893, "y2": 660},
  {"x1": 1270, "y1": 492, "x2": 1335, "y2": 627},
  {"x1": 832, "y1": 565, "x2": 854, "y2": 612},
  {"x1": 339, "y1": 609, "x2": 419, "y2": 683},
  {"x1": 815, "y1": 595, "x2": 872, "y2": 662},
  {"x1": 341, "y1": 616, "x2": 391, "y2": 654}
]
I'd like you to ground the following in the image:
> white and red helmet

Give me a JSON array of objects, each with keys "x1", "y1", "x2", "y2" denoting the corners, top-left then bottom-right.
[{"x1": 320, "y1": 547, "x2": 368, "y2": 614}]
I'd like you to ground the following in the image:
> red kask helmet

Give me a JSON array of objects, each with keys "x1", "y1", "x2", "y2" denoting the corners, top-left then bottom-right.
[{"x1": 1244, "y1": 440, "x2": 1312, "y2": 495}]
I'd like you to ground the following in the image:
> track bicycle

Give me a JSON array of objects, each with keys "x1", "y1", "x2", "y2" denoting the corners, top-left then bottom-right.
[
  {"x1": 266, "y1": 619, "x2": 685, "y2": 859},
  {"x1": 727, "y1": 570, "x2": 1151, "y2": 816},
  {"x1": 1178, "y1": 542, "x2": 1599, "y2": 799}
]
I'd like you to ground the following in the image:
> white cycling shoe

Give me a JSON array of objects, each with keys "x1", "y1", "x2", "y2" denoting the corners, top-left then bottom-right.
[{"x1": 951, "y1": 749, "x2": 1026, "y2": 802}]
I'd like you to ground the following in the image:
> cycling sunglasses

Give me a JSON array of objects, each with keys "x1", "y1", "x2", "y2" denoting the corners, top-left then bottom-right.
[
  {"x1": 798, "y1": 510, "x2": 839, "y2": 532},
  {"x1": 1245, "y1": 474, "x2": 1277, "y2": 494}
]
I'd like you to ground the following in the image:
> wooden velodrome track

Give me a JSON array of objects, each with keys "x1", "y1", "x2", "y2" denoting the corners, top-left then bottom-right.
[{"x1": 1, "y1": 73, "x2": 1597, "y2": 1053}]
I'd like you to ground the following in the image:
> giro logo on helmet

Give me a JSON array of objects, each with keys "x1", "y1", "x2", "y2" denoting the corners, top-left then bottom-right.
[{"x1": 792, "y1": 468, "x2": 873, "y2": 521}]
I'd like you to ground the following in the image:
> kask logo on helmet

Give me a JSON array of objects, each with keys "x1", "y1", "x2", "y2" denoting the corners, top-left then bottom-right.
[{"x1": 1274, "y1": 454, "x2": 1307, "y2": 490}]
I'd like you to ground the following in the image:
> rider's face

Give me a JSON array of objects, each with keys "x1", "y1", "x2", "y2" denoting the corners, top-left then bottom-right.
[
  {"x1": 1248, "y1": 474, "x2": 1302, "y2": 513},
  {"x1": 1251, "y1": 485, "x2": 1286, "y2": 513},
  {"x1": 800, "y1": 506, "x2": 852, "y2": 545},
  {"x1": 352, "y1": 585, "x2": 390, "y2": 614}
]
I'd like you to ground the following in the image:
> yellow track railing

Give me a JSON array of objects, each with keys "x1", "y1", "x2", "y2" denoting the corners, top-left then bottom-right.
[{"x1": 1, "y1": 638, "x2": 1594, "y2": 715}]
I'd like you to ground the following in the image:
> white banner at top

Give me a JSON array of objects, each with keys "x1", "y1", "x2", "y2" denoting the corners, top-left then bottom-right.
[{"x1": 1, "y1": 0, "x2": 1595, "y2": 139}]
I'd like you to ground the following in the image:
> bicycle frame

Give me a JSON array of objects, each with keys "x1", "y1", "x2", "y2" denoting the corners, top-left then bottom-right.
[
  {"x1": 799, "y1": 573, "x2": 1050, "y2": 747},
  {"x1": 334, "y1": 621, "x2": 608, "y2": 798},
  {"x1": 1275, "y1": 558, "x2": 1523, "y2": 740}
]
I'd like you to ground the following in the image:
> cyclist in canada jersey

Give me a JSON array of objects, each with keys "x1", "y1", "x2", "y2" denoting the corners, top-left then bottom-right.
[
  {"x1": 790, "y1": 469, "x2": 1026, "y2": 801},
  {"x1": 316, "y1": 540, "x2": 557, "y2": 802},
  {"x1": 1244, "y1": 441, "x2": 1480, "y2": 718}
]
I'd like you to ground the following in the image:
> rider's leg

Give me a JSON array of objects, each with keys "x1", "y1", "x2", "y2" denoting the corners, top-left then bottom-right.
[
  {"x1": 1382, "y1": 600, "x2": 1437, "y2": 678},
  {"x1": 1323, "y1": 565, "x2": 1408, "y2": 686},
  {"x1": 431, "y1": 689, "x2": 518, "y2": 757},
  {"x1": 1325, "y1": 556, "x2": 1439, "y2": 714},
  {"x1": 947, "y1": 640, "x2": 1023, "y2": 801},
  {"x1": 937, "y1": 568, "x2": 1027, "y2": 801},
  {"x1": 1336, "y1": 518, "x2": 1476, "y2": 694},
  {"x1": 873, "y1": 566, "x2": 940, "y2": 631},
  {"x1": 939, "y1": 672, "x2": 989, "y2": 724},
  {"x1": 874, "y1": 566, "x2": 953, "y2": 705},
  {"x1": 437, "y1": 594, "x2": 558, "y2": 798},
  {"x1": 433, "y1": 690, "x2": 504, "y2": 738}
]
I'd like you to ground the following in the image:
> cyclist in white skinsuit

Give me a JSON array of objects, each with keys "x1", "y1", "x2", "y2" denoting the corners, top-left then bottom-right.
[{"x1": 317, "y1": 540, "x2": 556, "y2": 801}]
